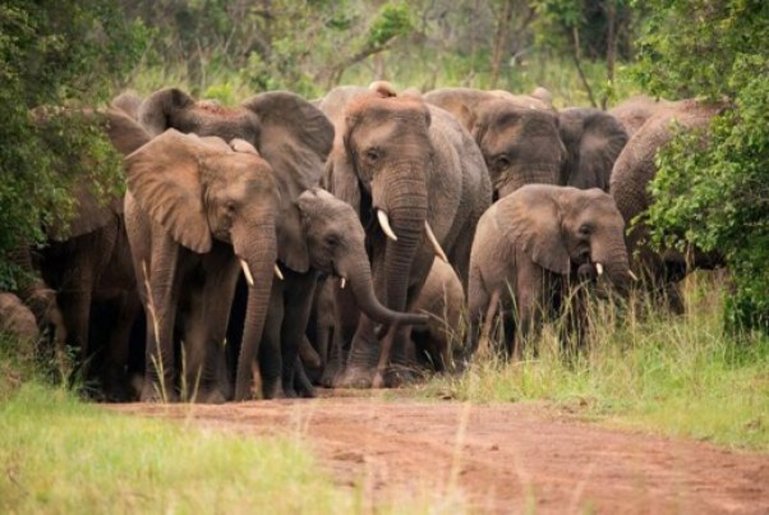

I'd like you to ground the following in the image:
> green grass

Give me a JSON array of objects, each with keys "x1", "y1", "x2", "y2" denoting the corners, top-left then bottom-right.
[
  {"x1": 0, "y1": 383, "x2": 356, "y2": 514},
  {"x1": 419, "y1": 272, "x2": 769, "y2": 451}
]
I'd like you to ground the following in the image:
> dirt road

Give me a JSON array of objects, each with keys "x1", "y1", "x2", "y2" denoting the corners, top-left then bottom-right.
[{"x1": 112, "y1": 393, "x2": 769, "y2": 514}]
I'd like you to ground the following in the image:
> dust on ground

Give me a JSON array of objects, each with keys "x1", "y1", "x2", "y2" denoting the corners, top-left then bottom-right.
[{"x1": 110, "y1": 391, "x2": 769, "y2": 514}]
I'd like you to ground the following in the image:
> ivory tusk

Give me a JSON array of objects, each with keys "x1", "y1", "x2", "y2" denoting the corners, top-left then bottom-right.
[
  {"x1": 424, "y1": 221, "x2": 449, "y2": 263},
  {"x1": 273, "y1": 264, "x2": 284, "y2": 281},
  {"x1": 240, "y1": 259, "x2": 255, "y2": 287},
  {"x1": 595, "y1": 262, "x2": 604, "y2": 276},
  {"x1": 628, "y1": 270, "x2": 639, "y2": 282},
  {"x1": 377, "y1": 209, "x2": 398, "y2": 241},
  {"x1": 339, "y1": 277, "x2": 347, "y2": 289}
]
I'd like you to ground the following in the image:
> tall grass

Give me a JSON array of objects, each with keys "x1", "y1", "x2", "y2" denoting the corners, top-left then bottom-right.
[{"x1": 420, "y1": 272, "x2": 769, "y2": 450}]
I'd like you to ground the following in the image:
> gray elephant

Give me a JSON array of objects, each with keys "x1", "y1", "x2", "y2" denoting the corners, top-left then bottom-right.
[
  {"x1": 0, "y1": 292, "x2": 39, "y2": 343},
  {"x1": 609, "y1": 98, "x2": 725, "y2": 313},
  {"x1": 124, "y1": 130, "x2": 281, "y2": 403},
  {"x1": 609, "y1": 95, "x2": 672, "y2": 138},
  {"x1": 467, "y1": 185, "x2": 632, "y2": 357},
  {"x1": 410, "y1": 257, "x2": 465, "y2": 372},
  {"x1": 557, "y1": 107, "x2": 628, "y2": 191},
  {"x1": 322, "y1": 84, "x2": 492, "y2": 387},
  {"x1": 424, "y1": 87, "x2": 562, "y2": 199}
]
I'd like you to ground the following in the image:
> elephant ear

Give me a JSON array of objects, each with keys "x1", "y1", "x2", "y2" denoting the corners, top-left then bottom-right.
[
  {"x1": 559, "y1": 108, "x2": 628, "y2": 191},
  {"x1": 138, "y1": 87, "x2": 196, "y2": 137},
  {"x1": 504, "y1": 187, "x2": 570, "y2": 275},
  {"x1": 242, "y1": 91, "x2": 334, "y2": 272},
  {"x1": 124, "y1": 129, "x2": 215, "y2": 253}
]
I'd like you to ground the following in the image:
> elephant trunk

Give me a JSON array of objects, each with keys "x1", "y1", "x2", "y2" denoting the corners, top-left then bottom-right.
[
  {"x1": 593, "y1": 241, "x2": 633, "y2": 295},
  {"x1": 343, "y1": 250, "x2": 428, "y2": 327},
  {"x1": 380, "y1": 173, "x2": 429, "y2": 315},
  {"x1": 233, "y1": 223, "x2": 277, "y2": 401}
]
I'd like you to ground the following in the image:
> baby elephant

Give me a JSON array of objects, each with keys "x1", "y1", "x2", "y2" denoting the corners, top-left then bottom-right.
[
  {"x1": 467, "y1": 184, "x2": 632, "y2": 357},
  {"x1": 0, "y1": 292, "x2": 39, "y2": 343}
]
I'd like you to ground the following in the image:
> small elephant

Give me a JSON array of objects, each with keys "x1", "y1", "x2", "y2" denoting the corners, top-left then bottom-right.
[
  {"x1": 467, "y1": 185, "x2": 632, "y2": 357},
  {"x1": 609, "y1": 98, "x2": 725, "y2": 313},
  {"x1": 0, "y1": 292, "x2": 39, "y2": 343},
  {"x1": 410, "y1": 257, "x2": 465, "y2": 372}
]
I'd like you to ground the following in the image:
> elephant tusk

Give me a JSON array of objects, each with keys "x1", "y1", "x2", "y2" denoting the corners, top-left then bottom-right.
[
  {"x1": 424, "y1": 221, "x2": 449, "y2": 263},
  {"x1": 628, "y1": 270, "x2": 639, "y2": 282},
  {"x1": 339, "y1": 277, "x2": 347, "y2": 289},
  {"x1": 273, "y1": 264, "x2": 284, "y2": 281},
  {"x1": 377, "y1": 209, "x2": 398, "y2": 241},
  {"x1": 595, "y1": 262, "x2": 604, "y2": 276},
  {"x1": 241, "y1": 259, "x2": 255, "y2": 287}
]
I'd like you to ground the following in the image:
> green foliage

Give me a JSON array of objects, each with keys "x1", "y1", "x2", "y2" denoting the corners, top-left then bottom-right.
[
  {"x1": 639, "y1": 0, "x2": 769, "y2": 330},
  {"x1": 366, "y1": 3, "x2": 413, "y2": 48},
  {"x1": 0, "y1": 1, "x2": 147, "y2": 289}
]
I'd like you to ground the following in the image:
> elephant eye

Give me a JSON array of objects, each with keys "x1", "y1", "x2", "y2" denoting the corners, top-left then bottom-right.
[
  {"x1": 578, "y1": 223, "x2": 593, "y2": 236},
  {"x1": 494, "y1": 154, "x2": 511, "y2": 169},
  {"x1": 324, "y1": 234, "x2": 340, "y2": 247},
  {"x1": 364, "y1": 148, "x2": 381, "y2": 162}
]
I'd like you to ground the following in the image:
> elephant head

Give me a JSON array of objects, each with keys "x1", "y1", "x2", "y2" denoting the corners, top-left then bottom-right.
[
  {"x1": 503, "y1": 185, "x2": 632, "y2": 289},
  {"x1": 124, "y1": 129, "x2": 280, "y2": 400},
  {"x1": 295, "y1": 188, "x2": 428, "y2": 327},
  {"x1": 557, "y1": 107, "x2": 628, "y2": 191},
  {"x1": 424, "y1": 87, "x2": 565, "y2": 199},
  {"x1": 137, "y1": 88, "x2": 333, "y2": 276},
  {"x1": 328, "y1": 93, "x2": 435, "y2": 315}
]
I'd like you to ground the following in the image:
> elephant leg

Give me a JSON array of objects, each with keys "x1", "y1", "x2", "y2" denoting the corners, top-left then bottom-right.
[
  {"x1": 57, "y1": 285, "x2": 93, "y2": 384},
  {"x1": 259, "y1": 286, "x2": 285, "y2": 399},
  {"x1": 280, "y1": 273, "x2": 317, "y2": 398},
  {"x1": 140, "y1": 232, "x2": 180, "y2": 402},
  {"x1": 102, "y1": 292, "x2": 141, "y2": 401},
  {"x1": 514, "y1": 261, "x2": 546, "y2": 360},
  {"x1": 293, "y1": 357, "x2": 316, "y2": 398},
  {"x1": 338, "y1": 316, "x2": 379, "y2": 388},
  {"x1": 299, "y1": 335, "x2": 322, "y2": 372},
  {"x1": 319, "y1": 326, "x2": 342, "y2": 388}
]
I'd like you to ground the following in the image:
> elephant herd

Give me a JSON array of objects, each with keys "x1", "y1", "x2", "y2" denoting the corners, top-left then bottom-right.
[{"x1": 0, "y1": 82, "x2": 724, "y2": 403}]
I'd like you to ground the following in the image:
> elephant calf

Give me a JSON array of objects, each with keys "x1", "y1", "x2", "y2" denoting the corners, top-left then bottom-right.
[{"x1": 467, "y1": 185, "x2": 632, "y2": 357}]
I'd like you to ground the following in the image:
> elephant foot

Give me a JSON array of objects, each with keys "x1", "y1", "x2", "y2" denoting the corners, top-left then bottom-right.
[
  {"x1": 335, "y1": 366, "x2": 374, "y2": 389},
  {"x1": 140, "y1": 381, "x2": 178, "y2": 403},
  {"x1": 384, "y1": 365, "x2": 422, "y2": 388},
  {"x1": 371, "y1": 371, "x2": 386, "y2": 389},
  {"x1": 262, "y1": 380, "x2": 286, "y2": 400},
  {"x1": 194, "y1": 388, "x2": 227, "y2": 404},
  {"x1": 319, "y1": 361, "x2": 341, "y2": 388}
]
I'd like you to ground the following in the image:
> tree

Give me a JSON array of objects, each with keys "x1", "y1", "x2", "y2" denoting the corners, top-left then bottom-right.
[
  {"x1": 0, "y1": 1, "x2": 147, "y2": 289},
  {"x1": 640, "y1": 0, "x2": 769, "y2": 331}
]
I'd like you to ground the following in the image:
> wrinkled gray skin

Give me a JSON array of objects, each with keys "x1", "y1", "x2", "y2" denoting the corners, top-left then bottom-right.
[
  {"x1": 609, "y1": 95, "x2": 672, "y2": 138},
  {"x1": 322, "y1": 86, "x2": 491, "y2": 388},
  {"x1": 409, "y1": 258, "x2": 465, "y2": 372},
  {"x1": 609, "y1": 99, "x2": 725, "y2": 313},
  {"x1": 125, "y1": 130, "x2": 280, "y2": 403},
  {"x1": 0, "y1": 292, "x2": 39, "y2": 343},
  {"x1": 468, "y1": 185, "x2": 631, "y2": 357},
  {"x1": 424, "y1": 87, "x2": 563, "y2": 199},
  {"x1": 259, "y1": 188, "x2": 428, "y2": 398},
  {"x1": 557, "y1": 107, "x2": 628, "y2": 191},
  {"x1": 136, "y1": 88, "x2": 334, "y2": 401}
]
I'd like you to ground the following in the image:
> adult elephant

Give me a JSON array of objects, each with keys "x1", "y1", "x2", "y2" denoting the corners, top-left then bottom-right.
[
  {"x1": 322, "y1": 84, "x2": 492, "y2": 387},
  {"x1": 32, "y1": 108, "x2": 150, "y2": 399},
  {"x1": 467, "y1": 185, "x2": 632, "y2": 358},
  {"x1": 424, "y1": 87, "x2": 562, "y2": 199},
  {"x1": 124, "y1": 130, "x2": 280, "y2": 403},
  {"x1": 136, "y1": 88, "x2": 343, "y2": 400},
  {"x1": 609, "y1": 98, "x2": 725, "y2": 312},
  {"x1": 609, "y1": 95, "x2": 671, "y2": 138},
  {"x1": 557, "y1": 107, "x2": 628, "y2": 191}
]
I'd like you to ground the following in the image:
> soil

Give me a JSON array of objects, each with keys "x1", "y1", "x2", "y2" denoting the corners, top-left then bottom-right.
[{"x1": 110, "y1": 391, "x2": 769, "y2": 514}]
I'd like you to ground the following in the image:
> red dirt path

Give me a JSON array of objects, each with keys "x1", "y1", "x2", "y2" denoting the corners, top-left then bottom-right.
[{"x1": 111, "y1": 392, "x2": 769, "y2": 514}]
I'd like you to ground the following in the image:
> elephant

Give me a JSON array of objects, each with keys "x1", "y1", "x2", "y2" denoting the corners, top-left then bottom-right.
[
  {"x1": 556, "y1": 107, "x2": 628, "y2": 191},
  {"x1": 135, "y1": 88, "x2": 344, "y2": 400},
  {"x1": 0, "y1": 292, "x2": 39, "y2": 343},
  {"x1": 321, "y1": 83, "x2": 492, "y2": 387},
  {"x1": 467, "y1": 185, "x2": 632, "y2": 358},
  {"x1": 609, "y1": 98, "x2": 725, "y2": 313},
  {"x1": 110, "y1": 90, "x2": 143, "y2": 120},
  {"x1": 409, "y1": 257, "x2": 465, "y2": 372},
  {"x1": 424, "y1": 87, "x2": 562, "y2": 199},
  {"x1": 124, "y1": 130, "x2": 281, "y2": 403},
  {"x1": 609, "y1": 95, "x2": 672, "y2": 138},
  {"x1": 18, "y1": 108, "x2": 150, "y2": 399}
]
